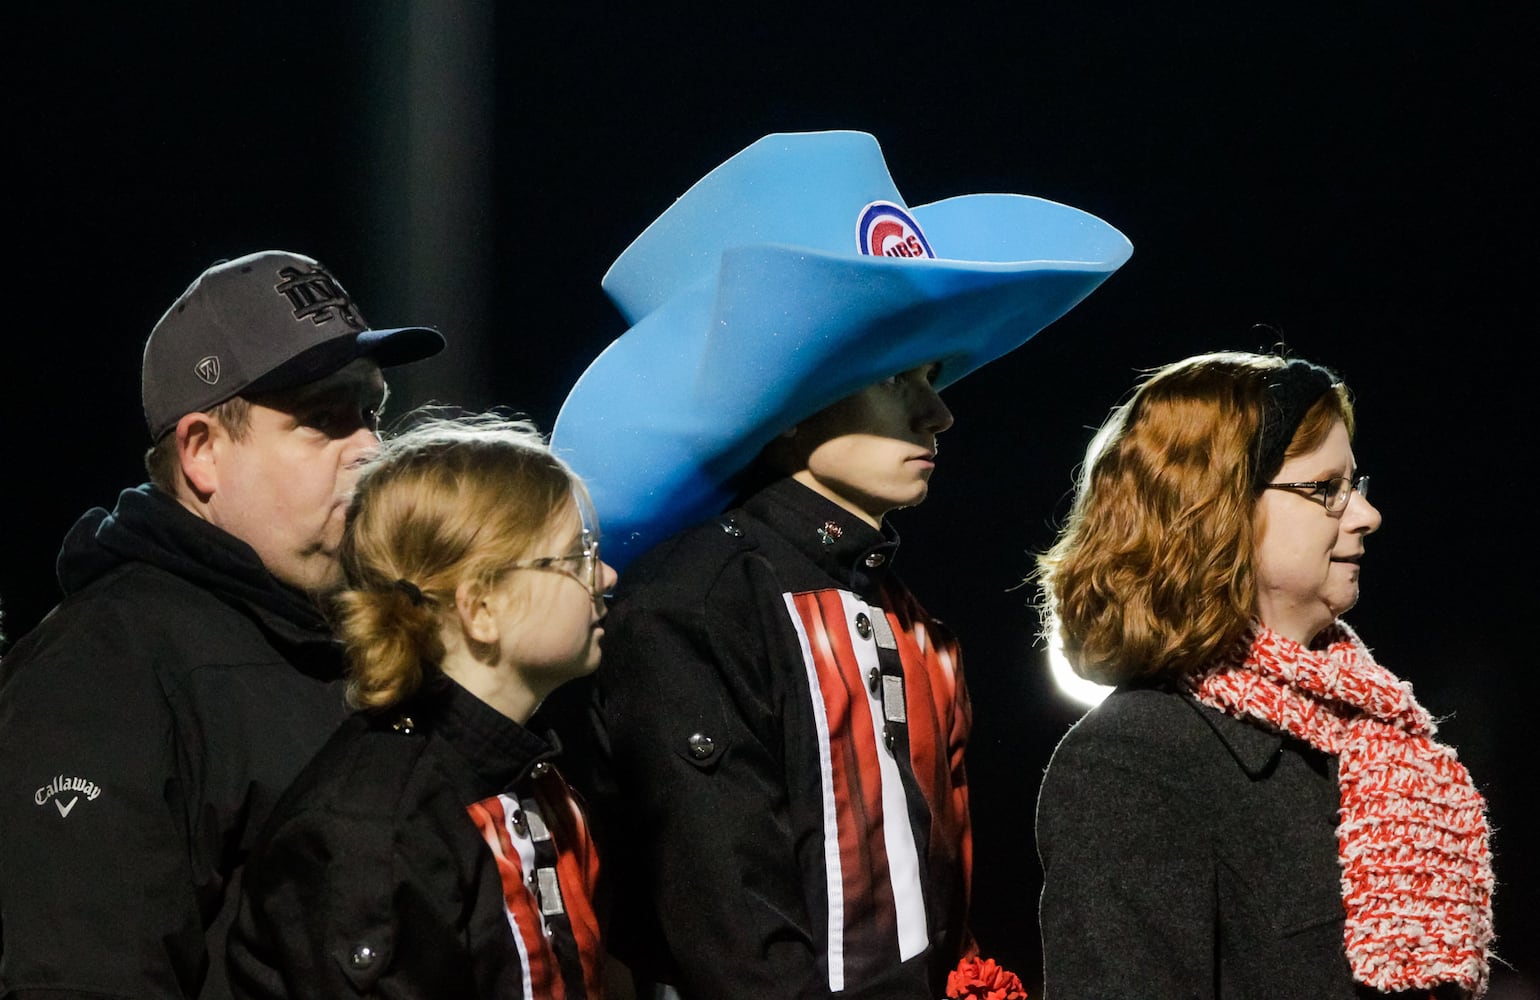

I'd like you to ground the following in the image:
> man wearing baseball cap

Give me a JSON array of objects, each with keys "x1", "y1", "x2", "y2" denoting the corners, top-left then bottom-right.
[
  {"x1": 0, "y1": 251, "x2": 443, "y2": 998},
  {"x1": 548, "y1": 132, "x2": 1131, "y2": 998}
]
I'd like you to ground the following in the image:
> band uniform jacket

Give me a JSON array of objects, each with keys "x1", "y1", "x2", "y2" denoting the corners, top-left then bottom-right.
[
  {"x1": 228, "y1": 678, "x2": 605, "y2": 999},
  {"x1": 573, "y1": 477, "x2": 972, "y2": 999}
]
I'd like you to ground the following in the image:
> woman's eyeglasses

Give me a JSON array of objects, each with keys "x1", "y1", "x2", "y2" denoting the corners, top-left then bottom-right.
[{"x1": 1262, "y1": 475, "x2": 1369, "y2": 514}]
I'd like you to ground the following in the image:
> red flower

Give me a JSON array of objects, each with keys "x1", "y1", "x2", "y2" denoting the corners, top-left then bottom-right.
[{"x1": 946, "y1": 955, "x2": 1028, "y2": 1000}]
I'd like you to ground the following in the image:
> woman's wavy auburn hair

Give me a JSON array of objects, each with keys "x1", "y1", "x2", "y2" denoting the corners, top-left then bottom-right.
[
  {"x1": 332, "y1": 413, "x2": 579, "y2": 711},
  {"x1": 1035, "y1": 352, "x2": 1353, "y2": 685}
]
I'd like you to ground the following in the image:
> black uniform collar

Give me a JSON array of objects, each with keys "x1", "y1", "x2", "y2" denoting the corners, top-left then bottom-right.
[
  {"x1": 419, "y1": 677, "x2": 562, "y2": 792},
  {"x1": 741, "y1": 478, "x2": 901, "y2": 600}
]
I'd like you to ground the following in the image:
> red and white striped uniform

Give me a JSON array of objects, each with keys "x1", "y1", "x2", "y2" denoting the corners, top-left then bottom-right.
[
  {"x1": 468, "y1": 770, "x2": 605, "y2": 1000},
  {"x1": 785, "y1": 577, "x2": 971, "y2": 992}
]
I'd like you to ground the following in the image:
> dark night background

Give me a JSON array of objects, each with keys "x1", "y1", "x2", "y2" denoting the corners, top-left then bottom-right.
[{"x1": 4, "y1": 4, "x2": 1533, "y2": 994}]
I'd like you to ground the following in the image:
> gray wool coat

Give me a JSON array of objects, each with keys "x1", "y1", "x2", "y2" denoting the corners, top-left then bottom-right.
[{"x1": 1035, "y1": 682, "x2": 1375, "y2": 999}]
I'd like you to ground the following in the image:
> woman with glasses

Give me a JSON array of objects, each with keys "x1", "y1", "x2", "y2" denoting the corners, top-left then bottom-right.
[
  {"x1": 1032, "y1": 352, "x2": 1494, "y2": 998},
  {"x1": 228, "y1": 414, "x2": 620, "y2": 1000}
]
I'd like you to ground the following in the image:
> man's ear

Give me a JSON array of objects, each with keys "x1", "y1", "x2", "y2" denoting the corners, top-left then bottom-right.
[
  {"x1": 455, "y1": 580, "x2": 500, "y2": 646},
  {"x1": 176, "y1": 412, "x2": 219, "y2": 500}
]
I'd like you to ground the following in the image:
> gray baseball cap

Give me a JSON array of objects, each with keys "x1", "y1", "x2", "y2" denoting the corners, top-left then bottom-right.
[{"x1": 141, "y1": 250, "x2": 445, "y2": 439}]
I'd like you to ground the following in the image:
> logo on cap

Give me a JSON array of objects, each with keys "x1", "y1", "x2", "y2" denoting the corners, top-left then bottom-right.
[
  {"x1": 857, "y1": 201, "x2": 936, "y2": 259},
  {"x1": 195, "y1": 356, "x2": 221, "y2": 385},
  {"x1": 275, "y1": 264, "x2": 365, "y2": 329}
]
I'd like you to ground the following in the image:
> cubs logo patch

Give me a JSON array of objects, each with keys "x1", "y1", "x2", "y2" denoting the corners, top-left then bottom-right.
[
  {"x1": 195, "y1": 355, "x2": 221, "y2": 385},
  {"x1": 856, "y1": 201, "x2": 935, "y2": 259}
]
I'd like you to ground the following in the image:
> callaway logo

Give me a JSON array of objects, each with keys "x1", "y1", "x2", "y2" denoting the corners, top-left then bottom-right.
[
  {"x1": 35, "y1": 774, "x2": 102, "y2": 818},
  {"x1": 275, "y1": 264, "x2": 365, "y2": 329},
  {"x1": 195, "y1": 355, "x2": 221, "y2": 385},
  {"x1": 856, "y1": 201, "x2": 936, "y2": 259}
]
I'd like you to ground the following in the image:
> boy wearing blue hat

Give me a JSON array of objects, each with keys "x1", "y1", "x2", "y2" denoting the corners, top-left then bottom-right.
[{"x1": 548, "y1": 131, "x2": 1131, "y2": 998}]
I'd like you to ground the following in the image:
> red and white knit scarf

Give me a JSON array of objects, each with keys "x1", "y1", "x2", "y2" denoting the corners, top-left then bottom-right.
[{"x1": 1189, "y1": 621, "x2": 1494, "y2": 997}]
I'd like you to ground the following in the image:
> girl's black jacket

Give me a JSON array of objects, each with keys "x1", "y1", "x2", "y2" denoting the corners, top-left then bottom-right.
[{"x1": 228, "y1": 678, "x2": 605, "y2": 1000}]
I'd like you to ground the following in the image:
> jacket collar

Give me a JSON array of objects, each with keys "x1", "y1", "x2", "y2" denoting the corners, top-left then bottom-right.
[
  {"x1": 1184, "y1": 693, "x2": 1285, "y2": 778},
  {"x1": 58, "y1": 485, "x2": 333, "y2": 646},
  {"x1": 423, "y1": 678, "x2": 562, "y2": 792},
  {"x1": 741, "y1": 477, "x2": 901, "y2": 600}
]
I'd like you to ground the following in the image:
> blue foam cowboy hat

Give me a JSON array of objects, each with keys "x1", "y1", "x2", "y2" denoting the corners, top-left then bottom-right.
[{"x1": 552, "y1": 130, "x2": 1133, "y2": 570}]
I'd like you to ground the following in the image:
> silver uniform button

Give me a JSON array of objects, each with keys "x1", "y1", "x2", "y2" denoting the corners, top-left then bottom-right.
[
  {"x1": 530, "y1": 761, "x2": 552, "y2": 778},
  {"x1": 349, "y1": 943, "x2": 378, "y2": 969},
  {"x1": 687, "y1": 732, "x2": 716, "y2": 760},
  {"x1": 719, "y1": 519, "x2": 743, "y2": 537},
  {"x1": 864, "y1": 552, "x2": 886, "y2": 568},
  {"x1": 854, "y1": 612, "x2": 872, "y2": 639}
]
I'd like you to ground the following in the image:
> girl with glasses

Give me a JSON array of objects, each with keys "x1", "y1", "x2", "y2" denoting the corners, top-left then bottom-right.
[
  {"x1": 1032, "y1": 352, "x2": 1494, "y2": 998},
  {"x1": 228, "y1": 414, "x2": 620, "y2": 999}
]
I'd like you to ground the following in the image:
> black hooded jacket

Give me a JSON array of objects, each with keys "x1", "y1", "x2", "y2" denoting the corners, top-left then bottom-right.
[{"x1": 0, "y1": 486, "x2": 350, "y2": 1000}]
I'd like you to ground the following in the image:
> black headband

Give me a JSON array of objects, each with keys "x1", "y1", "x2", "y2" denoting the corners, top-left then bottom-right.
[{"x1": 1254, "y1": 359, "x2": 1339, "y2": 488}]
